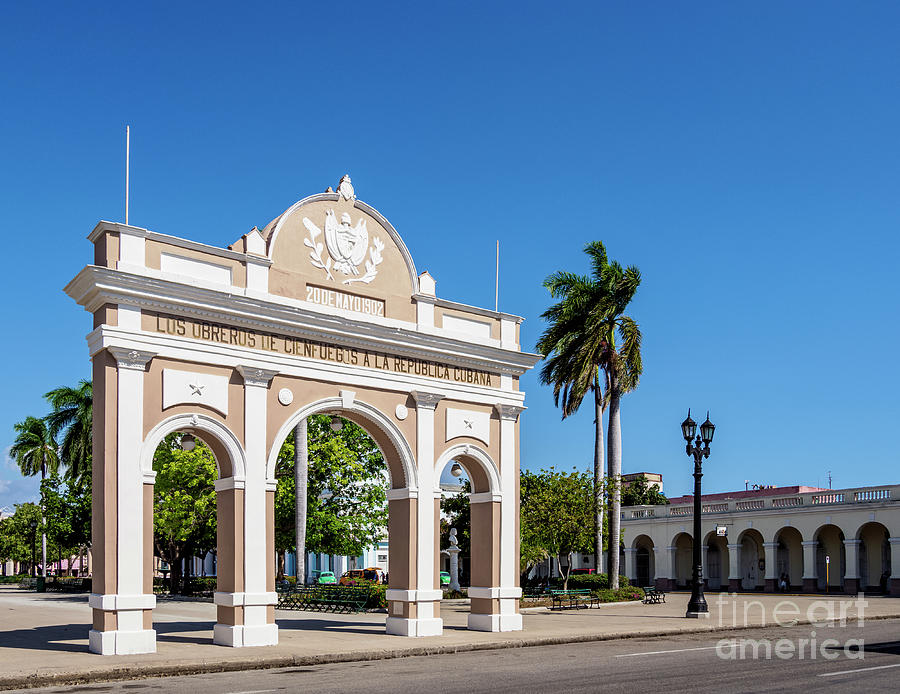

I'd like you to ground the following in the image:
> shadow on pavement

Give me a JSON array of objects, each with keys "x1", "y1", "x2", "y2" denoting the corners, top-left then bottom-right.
[{"x1": 0, "y1": 623, "x2": 90, "y2": 653}]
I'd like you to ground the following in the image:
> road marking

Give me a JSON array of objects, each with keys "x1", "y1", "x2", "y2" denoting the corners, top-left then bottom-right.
[
  {"x1": 616, "y1": 645, "x2": 720, "y2": 658},
  {"x1": 819, "y1": 663, "x2": 900, "y2": 677}
]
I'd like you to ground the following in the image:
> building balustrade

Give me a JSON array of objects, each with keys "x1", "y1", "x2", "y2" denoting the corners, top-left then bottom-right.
[{"x1": 625, "y1": 484, "x2": 899, "y2": 521}]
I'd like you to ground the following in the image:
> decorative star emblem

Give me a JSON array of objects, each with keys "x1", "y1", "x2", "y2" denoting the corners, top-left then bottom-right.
[{"x1": 189, "y1": 383, "x2": 205, "y2": 397}]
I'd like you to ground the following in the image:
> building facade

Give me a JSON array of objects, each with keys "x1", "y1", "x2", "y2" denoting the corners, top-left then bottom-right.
[{"x1": 621, "y1": 483, "x2": 899, "y2": 595}]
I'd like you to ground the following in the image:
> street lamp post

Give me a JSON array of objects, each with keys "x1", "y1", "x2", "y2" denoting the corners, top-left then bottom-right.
[
  {"x1": 681, "y1": 409, "x2": 716, "y2": 618},
  {"x1": 29, "y1": 520, "x2": 38, "y2": 577}
]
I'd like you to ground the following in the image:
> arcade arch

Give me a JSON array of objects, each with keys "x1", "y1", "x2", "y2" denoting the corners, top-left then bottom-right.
[
  {"x1": 814, "y1": 524, "x2": 845, "y2": 591},
  {"x1": 737, "y1": 529, "x2": 765, "y2": 591},
  {"x1": 672, "y1": 532, "x2": 693, "y2": 588},
  {"x1": 774, "y1": 526, "x2": 803, "y2": 589},
  {"x1": 703, "y1": 531, "x2": 728, "y2": 591},
  {"x1": 631, "y1": 535, "x2": 655, "y2": 588},
  {"x1": 856, "y1": 521, "x2": 891, "y2": 592}
]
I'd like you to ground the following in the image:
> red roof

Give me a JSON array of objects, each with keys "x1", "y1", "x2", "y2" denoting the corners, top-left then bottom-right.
[{"x1": 667, "y1": 485, "x2": 827, "y2": 505}]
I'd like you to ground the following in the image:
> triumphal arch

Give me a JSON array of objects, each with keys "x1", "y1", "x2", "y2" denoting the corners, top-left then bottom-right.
[{"x1": 65, "y1": 176, "x2": 538, "y2": 655}]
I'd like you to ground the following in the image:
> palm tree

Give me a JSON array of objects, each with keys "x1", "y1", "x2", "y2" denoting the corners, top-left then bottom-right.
[
  {"x1": 44, "y1": 380, "x2": 92, "y2": 482},
  {"x1": 537, "y1": 241, "x2": 642, "y2": 588},
  {"x1": 11, "y1": 416, "x2": 60, "y2": 577}
]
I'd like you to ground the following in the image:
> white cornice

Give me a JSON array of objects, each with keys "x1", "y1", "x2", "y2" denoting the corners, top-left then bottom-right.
[
  {"x1": 417, "y1": 295, "x2": 524, "y2": 324},
  {"x1": 87, "y1": 221, "x2": 272, "y2": 267},
  {"x1": 65, "y1": 265, "x2": 541, "y2": 376}
]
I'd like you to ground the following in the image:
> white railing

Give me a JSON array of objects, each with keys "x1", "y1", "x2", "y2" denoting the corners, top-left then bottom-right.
[
  {"x1": 622, "y1": 484, "x2": 900, "y2": 521},
  {"x1": 854, "y1": 489, "x2": 891, "y2": 502},
  {"x1": 812, "y1": 493, "x2": 844, "y2": 505},
  {"x1": 772, "y1": 497, "x2": 802, "y2": 508},
  {"x1": 736, "y1": 499, "x2": 765, "y2": 511}
]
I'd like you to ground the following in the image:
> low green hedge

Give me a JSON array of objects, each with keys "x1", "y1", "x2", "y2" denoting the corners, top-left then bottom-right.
[
  {"x1": 565, "y1": 573, "x2": 630, "y2": 590},
  {"x1": 0, "y1": 575, "x2": 26, "y2": 584},
  {"x1": 593, "y1": 586, "x2": 644, "y2": 602}
]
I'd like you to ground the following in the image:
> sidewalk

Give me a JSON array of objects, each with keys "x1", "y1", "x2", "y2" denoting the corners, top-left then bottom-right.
[{"x1": 3, "y1": 587, "x2": 900, "y2": 690}]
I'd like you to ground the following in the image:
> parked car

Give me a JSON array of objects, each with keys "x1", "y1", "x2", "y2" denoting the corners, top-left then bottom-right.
[
  {"x1": 317, "y1": 571, "x2": 336, "y2": 585},
  {"x1": 339, "y1": 567, "x2": 387, "y2": 585},
  {"x1": 440, "y1": 571, "x2": 451, "y2": 586}
]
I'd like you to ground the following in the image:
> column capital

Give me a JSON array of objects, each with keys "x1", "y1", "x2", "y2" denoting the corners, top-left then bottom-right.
[
  {"x1": 727, "y1": 543, "x2": 741, "y2": 551},
  {"x1": 890, "y1": 537, "x2": 900, "y2": 545},
  {"x1": 623, "y1": 547, "x2": 637, "y2": 555},
  {"x1": 108, "y1": 347, "x2": 156, "y2": 371},
  {"x1": 494, "y1": 403, "x2": 525, "y2": 421},
  {"x1": 801, "y1": 540, "x2": 819, "y2": 548},
  {"x1": 763, "y1": 542, "x2": 779, "y2": 550},
  {"x1": 410, "y1": 390, "x2": 444, "y2": 410},
  {"x1": 236, "y1": 365, "x2": 278, "y2": 388},
  {"x1": 843, "y1": 538, "x2": 862, "y2": 547}
]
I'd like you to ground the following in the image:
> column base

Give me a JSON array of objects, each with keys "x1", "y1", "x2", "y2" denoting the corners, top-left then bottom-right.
[
  {"x1": 844, "y1": 578, "x2": 860, "y2": 595},
  {"x1": 467, "y1": 612, "x2": 523, "y2": 632},
  {"x1": 801, "y1": 578, "x2": 817, "y2": 593},
  {"x1": 728, "y1": 579, "x2": 741, "y2": 592},
  {"x1": 89, "y1": 628, "x2": 156, "y2": 655},
  {"x1": 764, "y1": 578, "x2": 777, "y2": 592},
  {"x1": 385, "y1": 617, "x2": 443, "y2": 637},
  {"x1": 889, "y1": 578, "x2": 900, "y2": 596},
  {"x1": 213, "y1": 623, "x2": 278, "y2": 647}
]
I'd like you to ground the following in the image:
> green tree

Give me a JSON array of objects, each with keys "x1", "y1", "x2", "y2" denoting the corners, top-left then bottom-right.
[
  {"x1": 621, "y1": 475, "x2": 668, "y2": 507},
  {"x1": 537, "y1": 241, "x2": 642, "y2": 589},
  {"x1": 520, "y1": 468, "x2": 594, "y2": 590},
  {"x1": 44, "y1": 380, "x2": 93, "y2": 482},
  {"x1": 10, "y1": 415, "x2": 59, "y2": 575},
  {"x1": 0, "y1": 503, "x2": 43, "y2": 573},
  {"x1": 274, "y1": 415, "x2": 388, "y2": 578},
  {"x1": 152, "y1": 434, "x2": 217, "y2": 593}
]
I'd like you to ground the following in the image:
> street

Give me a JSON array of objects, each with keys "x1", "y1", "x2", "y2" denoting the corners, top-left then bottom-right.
[{"x1": 7, "y1": 618, "x2": 900, "y2": 693}]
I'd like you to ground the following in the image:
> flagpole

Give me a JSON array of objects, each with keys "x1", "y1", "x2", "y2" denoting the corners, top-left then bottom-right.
[
  {"x1": 495, "y1": 240, "x2": 499, "y2": 312},
  {"x1": 125, "y1": 125, "x2": 130, "y2": 225}
]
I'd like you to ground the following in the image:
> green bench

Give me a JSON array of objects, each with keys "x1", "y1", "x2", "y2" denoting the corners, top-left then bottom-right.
[
  {"x1": 277, "y1": 585, "x2": 370, "y2": 613},
  {"x1": 549, "y1": 589, "x2": 598, "y2": 610},
  {"x1": 643, "y1": 586, "x2": 666, "y2": 604},
  {"x1": 44, "y1": 577, "x2": 91, "y2": 592}
]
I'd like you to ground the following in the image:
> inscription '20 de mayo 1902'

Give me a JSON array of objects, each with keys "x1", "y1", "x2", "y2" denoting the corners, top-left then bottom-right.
[{"x1": 152, "y1": 313, "x2": 494, "y2": 386}]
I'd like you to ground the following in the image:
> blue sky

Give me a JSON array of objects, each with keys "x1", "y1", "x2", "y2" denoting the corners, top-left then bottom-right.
[{"x1": 1, "y1": 2, "x2": 898, "y2": 508}]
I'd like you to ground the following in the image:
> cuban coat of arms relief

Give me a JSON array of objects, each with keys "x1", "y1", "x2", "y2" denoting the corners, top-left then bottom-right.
[{"x1": 302, "y1": 175, "x2": 384, "y2": 285}]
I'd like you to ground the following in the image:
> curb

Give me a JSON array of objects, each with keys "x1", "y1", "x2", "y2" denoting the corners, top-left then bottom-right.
[{"x1": 3, "y1": 613, "x2": 899, "y2": 691}]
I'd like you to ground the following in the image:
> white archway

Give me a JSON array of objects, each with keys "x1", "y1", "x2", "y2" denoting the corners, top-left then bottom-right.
[
  {"x1": 433, "y1": 443, "x2": 502, "y2": 498},
  {"x1": 266, "y1": 396, "x2": 417, "y2": 491},
  {"x1": 140, "y1": 413, "x2": 247, "y2": 484}
]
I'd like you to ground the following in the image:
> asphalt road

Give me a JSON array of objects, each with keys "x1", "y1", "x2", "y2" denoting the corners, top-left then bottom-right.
[{"x1": 9, "y1": 619, "x2": 900, "y2": 694}]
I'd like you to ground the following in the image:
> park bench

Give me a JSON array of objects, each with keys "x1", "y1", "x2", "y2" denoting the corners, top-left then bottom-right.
[
  {"x1": 549, "y1": 589, "x2": 598, "y2": 610},
  {"x1": 277, "y1": 585, "x2": 370, "y2": 613},
  {"x1": 44, "y1": 577, "x2": 91, "y2": 592},
  {"x1": 642, "y1": 586, "x2": 666, "y2": 604}
]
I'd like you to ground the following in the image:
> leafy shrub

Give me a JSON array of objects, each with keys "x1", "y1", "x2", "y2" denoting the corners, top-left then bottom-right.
[
  {"x1": 567, "y1": 573, "x2": 629, "y2": 590},
  {"x1": 592, "y1": 586, "x2": 644, "y2": 602}
]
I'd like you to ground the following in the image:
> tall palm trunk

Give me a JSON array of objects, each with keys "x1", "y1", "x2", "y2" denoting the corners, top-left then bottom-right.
[
  {"x1": 592, "y1": 373, "x2": 606, "y2": 574},
  {"x1": 294, "y1": 419, "x2": 308, "y2": 585},
  {"x1": 40, "y1": 463, "x2": 47, "y2": 577},
  {"x1": 606, "y1": 385, "x2": 622, "y2": 589}
]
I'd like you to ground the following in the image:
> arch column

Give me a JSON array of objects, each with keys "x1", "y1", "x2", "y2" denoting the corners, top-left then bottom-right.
[
  {"x1": 89, "y1": 348, "x2": 157, "y2": 655},
  {"x1": 727, "y1": 543, "x2": 741, "y2": 592},
  {"x1": 802, "y1": 540, "x2": 818, "y2": 592},
  {"x1": 843, "y1": 539, "x2": 861, "y2": 595},
  {"x1": 624, "y1": 548, "x2": 637, "y2": 584},
  {"x1": 889, "y1": 538, "x2": 900, "y2": 596},
  {"x1": 214, "y1": 366, "x2": 279, "y2": 648},
  {"x1": 763, "y1": 542, "x2": 779, "y2": 592},
  {"x1": 385, "y1": 391, "x2": 443, "y2": 637}
]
